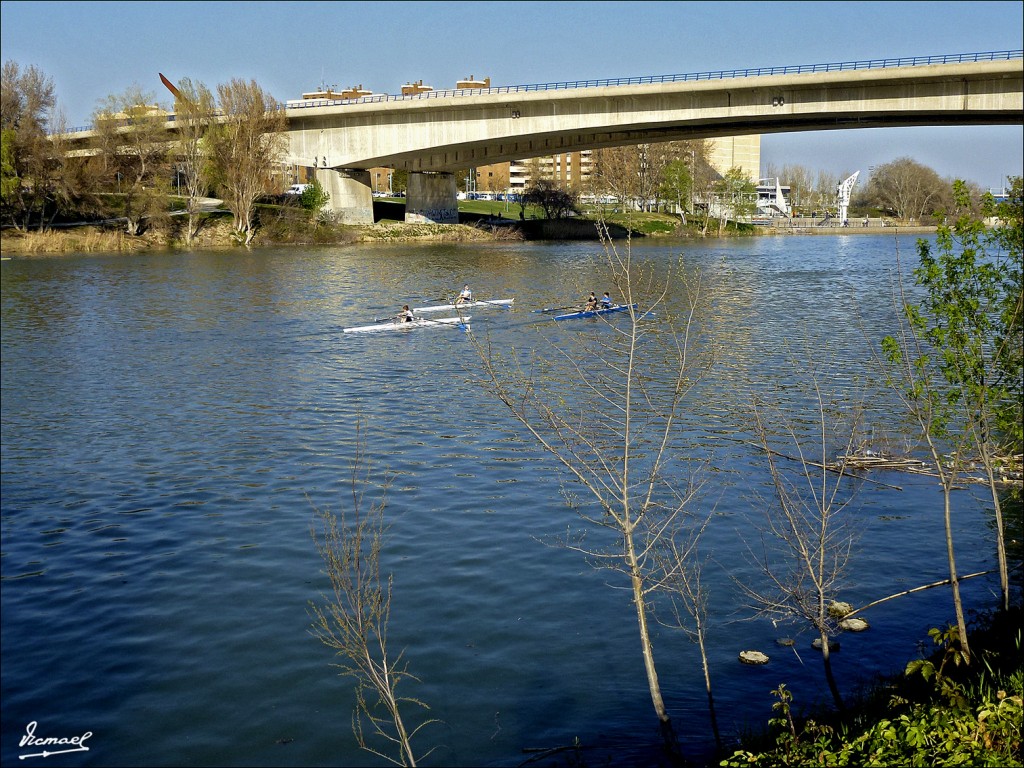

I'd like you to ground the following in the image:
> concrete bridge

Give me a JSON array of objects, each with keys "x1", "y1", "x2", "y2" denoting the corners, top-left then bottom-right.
[{"x1": 286, "y1": 51, "x2": 1023, "y2": 224}]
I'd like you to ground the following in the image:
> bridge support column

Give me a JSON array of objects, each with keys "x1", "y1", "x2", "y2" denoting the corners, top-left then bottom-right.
[
  {"x1": 314, "y1": 168, "x2": 374, "y2": 224},
  {"x1": 406, "y1": 171, "x2": 458, "y2": 224}
]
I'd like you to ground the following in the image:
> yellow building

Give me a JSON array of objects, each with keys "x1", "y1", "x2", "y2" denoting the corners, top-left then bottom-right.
[{"x1": 705, "y1": 135, "x2": 761, "y2": 183}]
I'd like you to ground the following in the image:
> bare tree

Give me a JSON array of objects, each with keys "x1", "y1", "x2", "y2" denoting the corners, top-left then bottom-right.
[
  {"x1": 92, "y1": 84, "x2": 172, "y2": 236},
  {"x1": 865, "y1": 157, "x2": 945, "y2": 224},
  {"x1": 469, "y1": 228, "x2": 718, "y2": 758},
  {"x1": 483, "y1": 164, "x2": 509, "y2": 197},
  {"x1": 742, "y1": 373, "x2": 863, "y2": 711},
  {"x1": 171, "y1": 77, "x2": 216, "y2": 246},
  {"x1": 522, "y1": 178, "x2": 578, "y2": 219},
  {"x1": 309, "y1": 426, "x2": 437, "y2": 767},
  {"x1": 208, "y1": 78, "x2": 285, "y2": 245},
  {"x1": 654, "y1": 509, "x2": 722, "y2": 750},
  {"x1": 592, "y1": 145, "x2": 640, "y2": 208}
]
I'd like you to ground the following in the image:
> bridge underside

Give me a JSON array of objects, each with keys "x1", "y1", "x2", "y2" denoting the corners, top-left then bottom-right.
[{"x1": 284, "y1": 59, "x2": 1022, "y2": 222}]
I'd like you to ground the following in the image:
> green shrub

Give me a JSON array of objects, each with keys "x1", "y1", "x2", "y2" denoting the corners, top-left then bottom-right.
[{"x1": 722, "y1": 612, "x2": 1023, "y2": 767}]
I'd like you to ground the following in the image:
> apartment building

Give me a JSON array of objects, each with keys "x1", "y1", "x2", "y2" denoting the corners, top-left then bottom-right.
[{"x1": 473, "y1": 135, "x2": 760, "y2": 195}]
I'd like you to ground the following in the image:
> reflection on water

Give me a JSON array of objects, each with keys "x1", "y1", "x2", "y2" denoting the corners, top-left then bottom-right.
[{"x1": 1, "y1": 237, "x2": 1008, "y2": 766}]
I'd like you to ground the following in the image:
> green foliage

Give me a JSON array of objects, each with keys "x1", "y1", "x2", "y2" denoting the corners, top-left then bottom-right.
[
  {"x1": 299, "y1": 179, "x2": 330, "y2": 213},
  {"x1": 906, "y1": 625, "x2": 971, "y2": 708},
  {"x1": 1, "y1": 128, "x2": 18, "y2": 201},
  {"x1": 716, "y1": 168, "x2": 758, "y2": 218},
  {"x1": 721, "y1": 671, "x2": 1022, "y2": 767},
  {"x1": 659, "y1": 158, "x2": 692, "y2": 212},
  {"x1": 722, "y1": 615, "x2": 1023, "y2": 768},
  {"x1": 913, "y1": 178, "x2": 1022, "y2": 451},
  {"x1": 882, "y1": 177, "x2": 1023, "y2": 453}
]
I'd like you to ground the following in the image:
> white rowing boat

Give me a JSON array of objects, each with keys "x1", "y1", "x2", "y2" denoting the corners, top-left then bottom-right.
[
  {"x1": 412, "y1": 298, "x2": 514, "y2": 313},
  {"x1": 343, "y1": 316, "x2": 471, "y2": 334}
]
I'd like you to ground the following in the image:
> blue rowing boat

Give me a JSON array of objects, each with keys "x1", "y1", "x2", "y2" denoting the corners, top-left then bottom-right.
[{"x1": 553, "y1": 303, "x2": 637, "y2": 321}]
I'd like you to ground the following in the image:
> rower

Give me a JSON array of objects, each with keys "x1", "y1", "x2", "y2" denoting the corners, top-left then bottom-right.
[
  {"x1": 455, "y1": 285, "x2": 473, "y2": 305},
  {"x1": 601, "y1": 292, "x2": 613, "y2": 308},
  {"x1": 398, "y1": 305, "x2": 415, "y2": 323},
  {"x1": 584, "y1": 292, "x2": 598, "y2": 311}
]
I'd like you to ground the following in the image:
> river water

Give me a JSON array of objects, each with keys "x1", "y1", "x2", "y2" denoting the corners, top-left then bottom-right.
[{"x1": 1, "y1": 235, "x2": 1013, "y2": 767}]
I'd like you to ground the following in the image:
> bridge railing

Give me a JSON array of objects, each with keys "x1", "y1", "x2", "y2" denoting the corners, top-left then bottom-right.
[
  {"x1": 283, "y1": 49, "x2": 1022, "y2": 111},
  {"x1": 61, "y1": 50, "x2": 1023, "y2": 131}
]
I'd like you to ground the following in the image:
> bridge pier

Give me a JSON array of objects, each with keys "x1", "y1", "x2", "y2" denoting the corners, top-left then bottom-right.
[
  {"x1": 314, "y1": 168, "x2": 374, "y2": 224},
  {"x1": 406, "y1": 171, "x2": 458, "y2": 224}
]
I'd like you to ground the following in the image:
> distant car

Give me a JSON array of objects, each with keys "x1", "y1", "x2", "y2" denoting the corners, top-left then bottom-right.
[{"x1": 285, "y1": 184, "x2": 311, "y2": 195}]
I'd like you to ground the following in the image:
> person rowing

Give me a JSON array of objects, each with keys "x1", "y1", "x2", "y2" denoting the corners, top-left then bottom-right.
[
  {"x1": 601, "y1": 292, "x2": 613, "y2": 308},
  {"x1": 397, "y1": 304, "x2": 415, "y2": 323},
  {"x1": 455, "y1": 285, "x2": 473, "y2": 305},
  {"x1": 584, "y1": 292, "x2": 599, "y2": 311}
]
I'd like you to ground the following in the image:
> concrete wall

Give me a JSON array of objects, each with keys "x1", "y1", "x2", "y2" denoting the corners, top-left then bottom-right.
[
  {"x1": 406, "y1": 172, "x2": 458, "y2": 223},
  {"x1": 314, "y1": 168, "x2": 373, "y2": 224}
]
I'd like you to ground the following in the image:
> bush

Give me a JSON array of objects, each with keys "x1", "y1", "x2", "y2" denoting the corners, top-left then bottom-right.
[{"x1": 721, "y1": 609, "x2": 1023, "y2": 767}]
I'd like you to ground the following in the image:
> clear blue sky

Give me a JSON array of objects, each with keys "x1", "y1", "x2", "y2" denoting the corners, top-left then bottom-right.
[{"x1": 1, "y1": 0, "x2": 1021, "y2": 189}]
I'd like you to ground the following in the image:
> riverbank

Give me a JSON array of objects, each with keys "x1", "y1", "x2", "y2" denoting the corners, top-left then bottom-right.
[
  {"x1": 0, "y1": 218, "x2": 497, "y2": 256},
  {"x1": 0, "y1": 215, "x2": 937, "y2": 256},
  {"x1": 767, "y1": 224, "x2": 937, "y2": 235}
]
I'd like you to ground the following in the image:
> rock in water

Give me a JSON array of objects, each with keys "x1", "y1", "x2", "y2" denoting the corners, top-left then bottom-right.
[
  {"x1": 739, "y1": 650, "x2": 770, "y2": 665},
  {"x1": 841, "y1": 617, "x2": 870, "y2": 632}
]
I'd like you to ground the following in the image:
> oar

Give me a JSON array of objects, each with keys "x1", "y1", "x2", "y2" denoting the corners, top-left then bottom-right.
[
  {"x1": 532, "y1": 304, "x2": 581, "y2": 314},
  {"x1": 472, "y1": 298, "x2": 513, "y2": 309}
]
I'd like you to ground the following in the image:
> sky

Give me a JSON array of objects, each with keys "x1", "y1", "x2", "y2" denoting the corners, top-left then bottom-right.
[{"x1": 1, "y1": 0, "x2": 1021, "y2": 190}]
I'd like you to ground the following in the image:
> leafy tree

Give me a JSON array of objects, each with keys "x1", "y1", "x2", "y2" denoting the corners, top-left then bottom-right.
[
  {"x1": 592, "y1": 141, "x2": 703, "y2": 214},
  {"x1": 390, "y1": 169, "x2": 408, "y2": 196},
  {"x1": 657, "y1": 141, "x2": 710, "y2": 222},
  {"x1": 522, "y1": 178, "x2": 578, "y2": 219},
  {"x1": 986, "y1": 176, "x2": 1024, "y2": 453},
  {"x1": 299, "y1": 178, "x2": 330, "y2": 215},
  {"x1": 873, "y1": 176, "x2": 1024, "y2": 658},
  {"x1": 0, "y1": 60, "x2": 59, "y2": 230},
  {"x1": 900, "y1": 179, "x2": 1022, "y2": 611},
  {"x1": 91, "y1": 84, "x2": 172, "y2": 236},
  {"x1": 659, "y1": 158, "x2": 691, "y2": 220},
  {"x1": 712, "y1": 167, "x2": 757, "y2": 234},
  {"x1": 207, "y1": 78, "x2": 285, "y2": 245}
]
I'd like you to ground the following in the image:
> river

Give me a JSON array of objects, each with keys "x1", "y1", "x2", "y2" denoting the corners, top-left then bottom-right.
[{"x1": 0, "y1": 234, "x2": 1012, "y2": 767}]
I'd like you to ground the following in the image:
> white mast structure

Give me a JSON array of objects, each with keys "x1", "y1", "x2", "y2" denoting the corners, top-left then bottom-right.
[
  {"x1": 836, "y1": 171, "x2": 860, "y2": 224},
  {"x1": 774, "y1": 177, "x2": 790, "y2": 217}
]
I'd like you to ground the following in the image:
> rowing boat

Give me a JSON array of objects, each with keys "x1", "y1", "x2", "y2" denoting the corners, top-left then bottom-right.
[
  {"x1": 343, "y1": 316, "x2": 471, "y2": 333},
  {"x1": 553, "y1": 303, "x2": 637, "y2": 321},
  {"x1": 413, "y1": 298, "x2": 514, "y2": 313}
]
